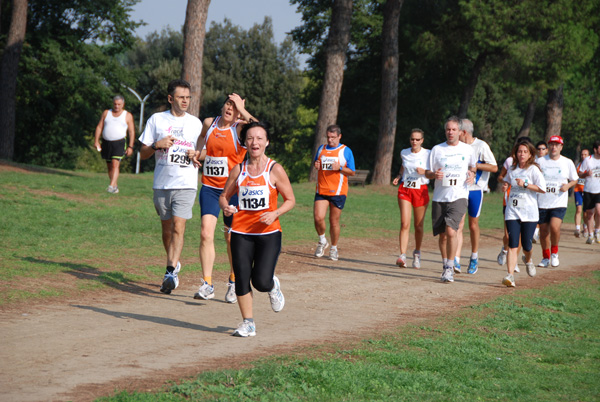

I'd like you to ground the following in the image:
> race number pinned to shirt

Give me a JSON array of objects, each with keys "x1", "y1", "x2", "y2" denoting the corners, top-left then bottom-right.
[
  {"x1": 593, "y1": 168, "x2": 600, "y2": 178},
  {"x1": 166, "y1": 144, "x2": 192, "y2": 167},
  {"x1": 404, "y1": 175, "x2": 421, "y2": 188},
  {"x1": 321, "y1": 156, "x2": 338, "y2": 171},
  {"x1": 239, "y1": 185, "x2": 270, "y2": 211},
  {"x1": 203, "y1": 156, "x2": 229, "y2": 177},
  {"x1": 442, "y1": 172, "x2": 462, "y2": 187},
  {"x1": 545, "y1": 181, "x2": 559, "y2": 195},
  {"x1": 509, "y1": 185, "x2": 526, "y2": 209},
  {"x1": 441, "y1": 155, "x2": 465, "y2": 187}
]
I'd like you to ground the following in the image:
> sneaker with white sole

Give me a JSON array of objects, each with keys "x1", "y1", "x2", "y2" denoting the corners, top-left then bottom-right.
[
  {"x1": 329, "y1": 248, "x2": 339, "y2": 261},
  {"x1": 160, "y1": 262, "x2": 180, "y2": 294},
  {"x1": 232, "y1": 320, "x2": 256, "y2": 337},
  {"x1": 194, "y1": 280, "x2": 215, "y2": 300},
  {"x1": 453, "y1": 258, "x2": 461, "y2": 274},
  {"x1": 441, "y1": 267, "x2": 454, "y2": 283},
  {"x1": 502, "y1": 274, "x2": 516, "y2": 287},
  {"x1": 497, "y1": 248, "x2": 507, "y2": 266},
  {"x1": 538, "y1": 258, "x2": 550, "y2": 268},
  {"x1": 550, "y1": 253, "x2": 559, "y2": 267},
  {"x1": 225, "y1": 281, "x2": 237, "y2": 303},
  {"x1": 596, "y1": 234, "x2": 600, "y2": 244},
  {"x1": 396, "y1": 254, "x2": 407, "y2": 267},
  {"x1": 574, "y1": 229, "x2": 581, "y2": 238},
  {"x1": 586, "y1": 236, "x2": 593, "y2": 244},
  {"x1": 526, "y1": 262, "x2": 536, "y2": 277},
  {"x1": 412, "y1": 251, "x2": 421, "y2": 269},
  {"x1": 269, "y1": 276, "x2": 285, "y2": 312},
  {"x1": 315, "y1": 240, "x2": 329, "y2": 258},
  {"x1": 467, "y1": 258, "x2": 478, "y2": 274},
  {"x1": 514, "y1": 264, "x2": 520, "y2": 273}
]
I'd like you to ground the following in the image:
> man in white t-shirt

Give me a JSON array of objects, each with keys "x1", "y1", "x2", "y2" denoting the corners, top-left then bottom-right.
[
  {"x1": 94, "y1": 95, "x2": 135, "y2": 193},
  {"x1": 455, "y1": 119, "x2": 497, "y2": 275},
  {"x1": 579, "y1": 140, "x2": 600, "y2": 243},
  {"x1": 425, "y1": 116, "x2": 477, "y2": 283},
  {"x1": 139, "y1": 79, "x2": 203, "y2": 294},
  {"x1": 536, "y1": 136, "x2": 578, "y2": 267}
]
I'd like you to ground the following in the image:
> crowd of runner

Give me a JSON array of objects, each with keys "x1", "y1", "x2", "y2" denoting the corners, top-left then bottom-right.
[{"x1": 103, "y1": 79, "x2": 599, "y2": 336}]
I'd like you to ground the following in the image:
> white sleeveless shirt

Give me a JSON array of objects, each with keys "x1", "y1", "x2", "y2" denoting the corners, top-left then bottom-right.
[{"x1": 102, "y1": 110, "x2": 128, "y2": 141}]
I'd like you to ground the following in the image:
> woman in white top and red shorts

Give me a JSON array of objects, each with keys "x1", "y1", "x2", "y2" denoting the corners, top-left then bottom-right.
[{"x1": 392, "y1": 129, "x2": 431, "y2": 268}]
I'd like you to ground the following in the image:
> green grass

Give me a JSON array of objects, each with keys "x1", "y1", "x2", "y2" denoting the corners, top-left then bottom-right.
[
  {"x1": 98, "y1": 271, "x2": 600, "y2": 402},
  {"x1": 0, "y1": 164, "x2": 576, "y2": 305}
]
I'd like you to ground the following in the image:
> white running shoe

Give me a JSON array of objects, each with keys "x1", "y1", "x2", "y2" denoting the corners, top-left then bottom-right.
[
  {"x1": 194, "y1": 280, "x2": 215, "y2": 300},
  {"x1": 107, "y1": 185, "x2": 119, "y2": 194},
  {"x1": 550, "y1": 253, "x2": 559, "y2": 267},
  {"x1": 514, "y1": 264, "x2": 520, "y2": 273},
  {"x1": 586, "y1": 236, "x2": 593, "y2": 244},
  {"x1": 329, "y1": 248, "x2": 339, "y2": 261},
  {"x1": 232, "y1": 320, "x2": 256, "y2": 337},
  {"x1": 441, "y1": 267, "x2": 454, "y2": 283},
  {"x1": 596, "y1": 234, "x2": 600, "y2": 244},
  {"x1": 269, "y1": 276, "x2": 285, "y2": 312},
  {"x1": 538, "y1": 258, "x2": 550, "y2": 268},
  {"x1": 160, "y1": 262, "x2": 180, "y2": 294},
  {"x1": 412, "y1": 251, "x2": 421, "y2": 269},
  {"x1": 526, "y1": 262, "x2": 536, "y2": 277},
  {"x1": 225, "y1": 281, "x2": 237, "y2": 303},
  {"x1": 315, "y1": 239, "x2": 329, "y2": 258},
  {"x1": 396, "y1": 254, "x2": 407, "y2": 267},
  {"x1": 497, "y1": 248, "x2": 507, "y2": 266},
  {"x1": 574, "y1": 229, "x2": 581, "y2": 238},
  {"x1": 502, "y1": 274, "x2": 516, "y2": 287}
]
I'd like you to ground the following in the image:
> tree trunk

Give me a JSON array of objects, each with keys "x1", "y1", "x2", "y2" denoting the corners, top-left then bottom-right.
[
  {"x1": 181, "y1": 0, "x2": 211, "y2": 117},
  {"x1": 517, "y1": 96, "x2": 537, "y2": 139},
  {"x1": 545, "y1": 85, "x2": 563, "y2": 140},
  {"x1": 371, "y1": 0, "x2": 403, "y2": 185},
  {"x1": 0, "y1": 0, "x2": 28, "y2": 161},
  {"x1": 309, "y1": 0, "x2": 353, "y2": 182},
  {"x1": 457, "y1": 52, "x2": 487, "y2": 118}
]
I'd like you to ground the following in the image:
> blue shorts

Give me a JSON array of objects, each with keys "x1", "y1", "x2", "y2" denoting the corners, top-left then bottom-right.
[
  {"x1": 574, "y1": 191, "x2": 583, "y2": 206},
  {"x1": 538, "y1": 207, "x2": 567, "y2": 224},
  {"x1": 506, "y1": 220, "x2": 537, "y2": 251},
  {"x1": 314, "y1": 193, "x2": 347, "y2": 210},
  {"x1": 199, "y1": 185, "x2": 237, "y2": 227},
  {"x1": 467, "y1": 189, "x2": 483, "y2": 218}
]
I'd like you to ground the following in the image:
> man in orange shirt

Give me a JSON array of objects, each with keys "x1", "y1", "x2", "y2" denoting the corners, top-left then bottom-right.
[{"x1": 313, "y1": 125, "x2": 356, "y2": 261}]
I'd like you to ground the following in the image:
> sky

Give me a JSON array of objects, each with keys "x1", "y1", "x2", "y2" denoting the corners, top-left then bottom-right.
[{"x1": 130, "y1": 0, "x2": 303, "y2": 45}]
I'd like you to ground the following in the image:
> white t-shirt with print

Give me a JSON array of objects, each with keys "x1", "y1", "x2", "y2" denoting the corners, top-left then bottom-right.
[
  {"x1": 537, "y1": 155, "x2": 578, "y2": 209},
  {"x1": 580, "y1": 155, "x2": 600, "y2": 194},
  {"x1": 429, "y1": 141, "x2": 476, "y2": 202},
  {"x1": 503, "y1": 165, "x2": 546, "y2": 222},
  {"x1": 400, "y1": 147, "x2": 430, "y2": 188},
  {"x1": 139, "y1": 110, "x2": 202, "y2": 190},
  {"x1": 468, "y1": 138, "x2": 497, "y2": 191}
]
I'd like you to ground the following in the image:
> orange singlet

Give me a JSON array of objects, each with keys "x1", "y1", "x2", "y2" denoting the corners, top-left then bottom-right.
[
  {"x1": 575, "y1": 161, "x2": 585, "y2": 193},
  {"x1": 201, "y1": 116, "x2": 247, "y2": 190},
  {"x1": 315, "y1": 145, "x2": 349, "y2": 196},
  {"x1": 231, "y1": 159, "x2": 281, "y2": 235}
]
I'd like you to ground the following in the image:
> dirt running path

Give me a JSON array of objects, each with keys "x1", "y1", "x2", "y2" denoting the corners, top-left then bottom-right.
[{"x1": 1, "y1": 226, "x2": 598, "y2": 402}]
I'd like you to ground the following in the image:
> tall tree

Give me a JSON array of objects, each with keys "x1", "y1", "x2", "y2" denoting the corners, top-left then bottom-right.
[
  {"x1": 0, "y1": 0, "x2": 27, "y2": 160},
  {"x1": 309, "y1": 0, "x2": 352, "y2": 182},
  {"x1": 181, "y1": 0, "x2": 210, "y2": 117},
  {"x1": 544, "y1": 85, "x2": 563, "y2": 140},
  {"x1": 517, "y1": 96, "x2": 537, "y2": 139},
  {"x1": 371, "y1": 0, "x2": 403, "y2": 185}
]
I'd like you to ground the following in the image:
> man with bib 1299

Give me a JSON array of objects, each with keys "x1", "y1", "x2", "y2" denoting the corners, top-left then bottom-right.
[{"x1": 425, "y1": 116, "x2": 476, "y2": 283}]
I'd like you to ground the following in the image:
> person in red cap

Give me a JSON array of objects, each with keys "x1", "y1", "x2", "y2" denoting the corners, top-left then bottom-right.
[
  {"x1": 579, "y1": 140, "x2": 600, "y2": 243},
  {"x1": 536, "y1": 135, "x2": 578, "y2": 267}
]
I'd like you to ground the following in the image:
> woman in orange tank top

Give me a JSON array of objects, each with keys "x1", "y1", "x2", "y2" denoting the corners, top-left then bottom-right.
[{"x1": 219, "y1": 122, "x2": 295, "y2": 337}]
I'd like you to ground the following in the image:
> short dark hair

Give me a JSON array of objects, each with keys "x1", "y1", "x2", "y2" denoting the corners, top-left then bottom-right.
[
  {"x1": 536, "y1": 140, "x2": 547, "y2": 149},
  {"x1": 167, "y1": 79, "x2": 191, "y2": 97},
  {"x1": 326, "y1": 124, "x2": 342, "y2": 135},
  {"x1": 241, "y1": 121, "x2": 270, "y2": 143},
  {"x1": 593, "y1": 140, "x2": 600, "y2": 151}
]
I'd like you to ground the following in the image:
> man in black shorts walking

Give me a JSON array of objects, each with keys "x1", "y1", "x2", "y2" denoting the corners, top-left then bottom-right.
[{"x1": 94, "y1": 95, "x2": 135, "y2": 193}]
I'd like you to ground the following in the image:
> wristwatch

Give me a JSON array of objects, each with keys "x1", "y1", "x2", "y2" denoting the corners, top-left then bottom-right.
[
  {"x1": 151, "y1": 142, "x2": 157, "y2": 150},
  {"x1": 339, "y1": 165, "x2": 343, "y2": 171},
  {"x1": 523, "y1": 181, "x2": 529, "y2": 188}
]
